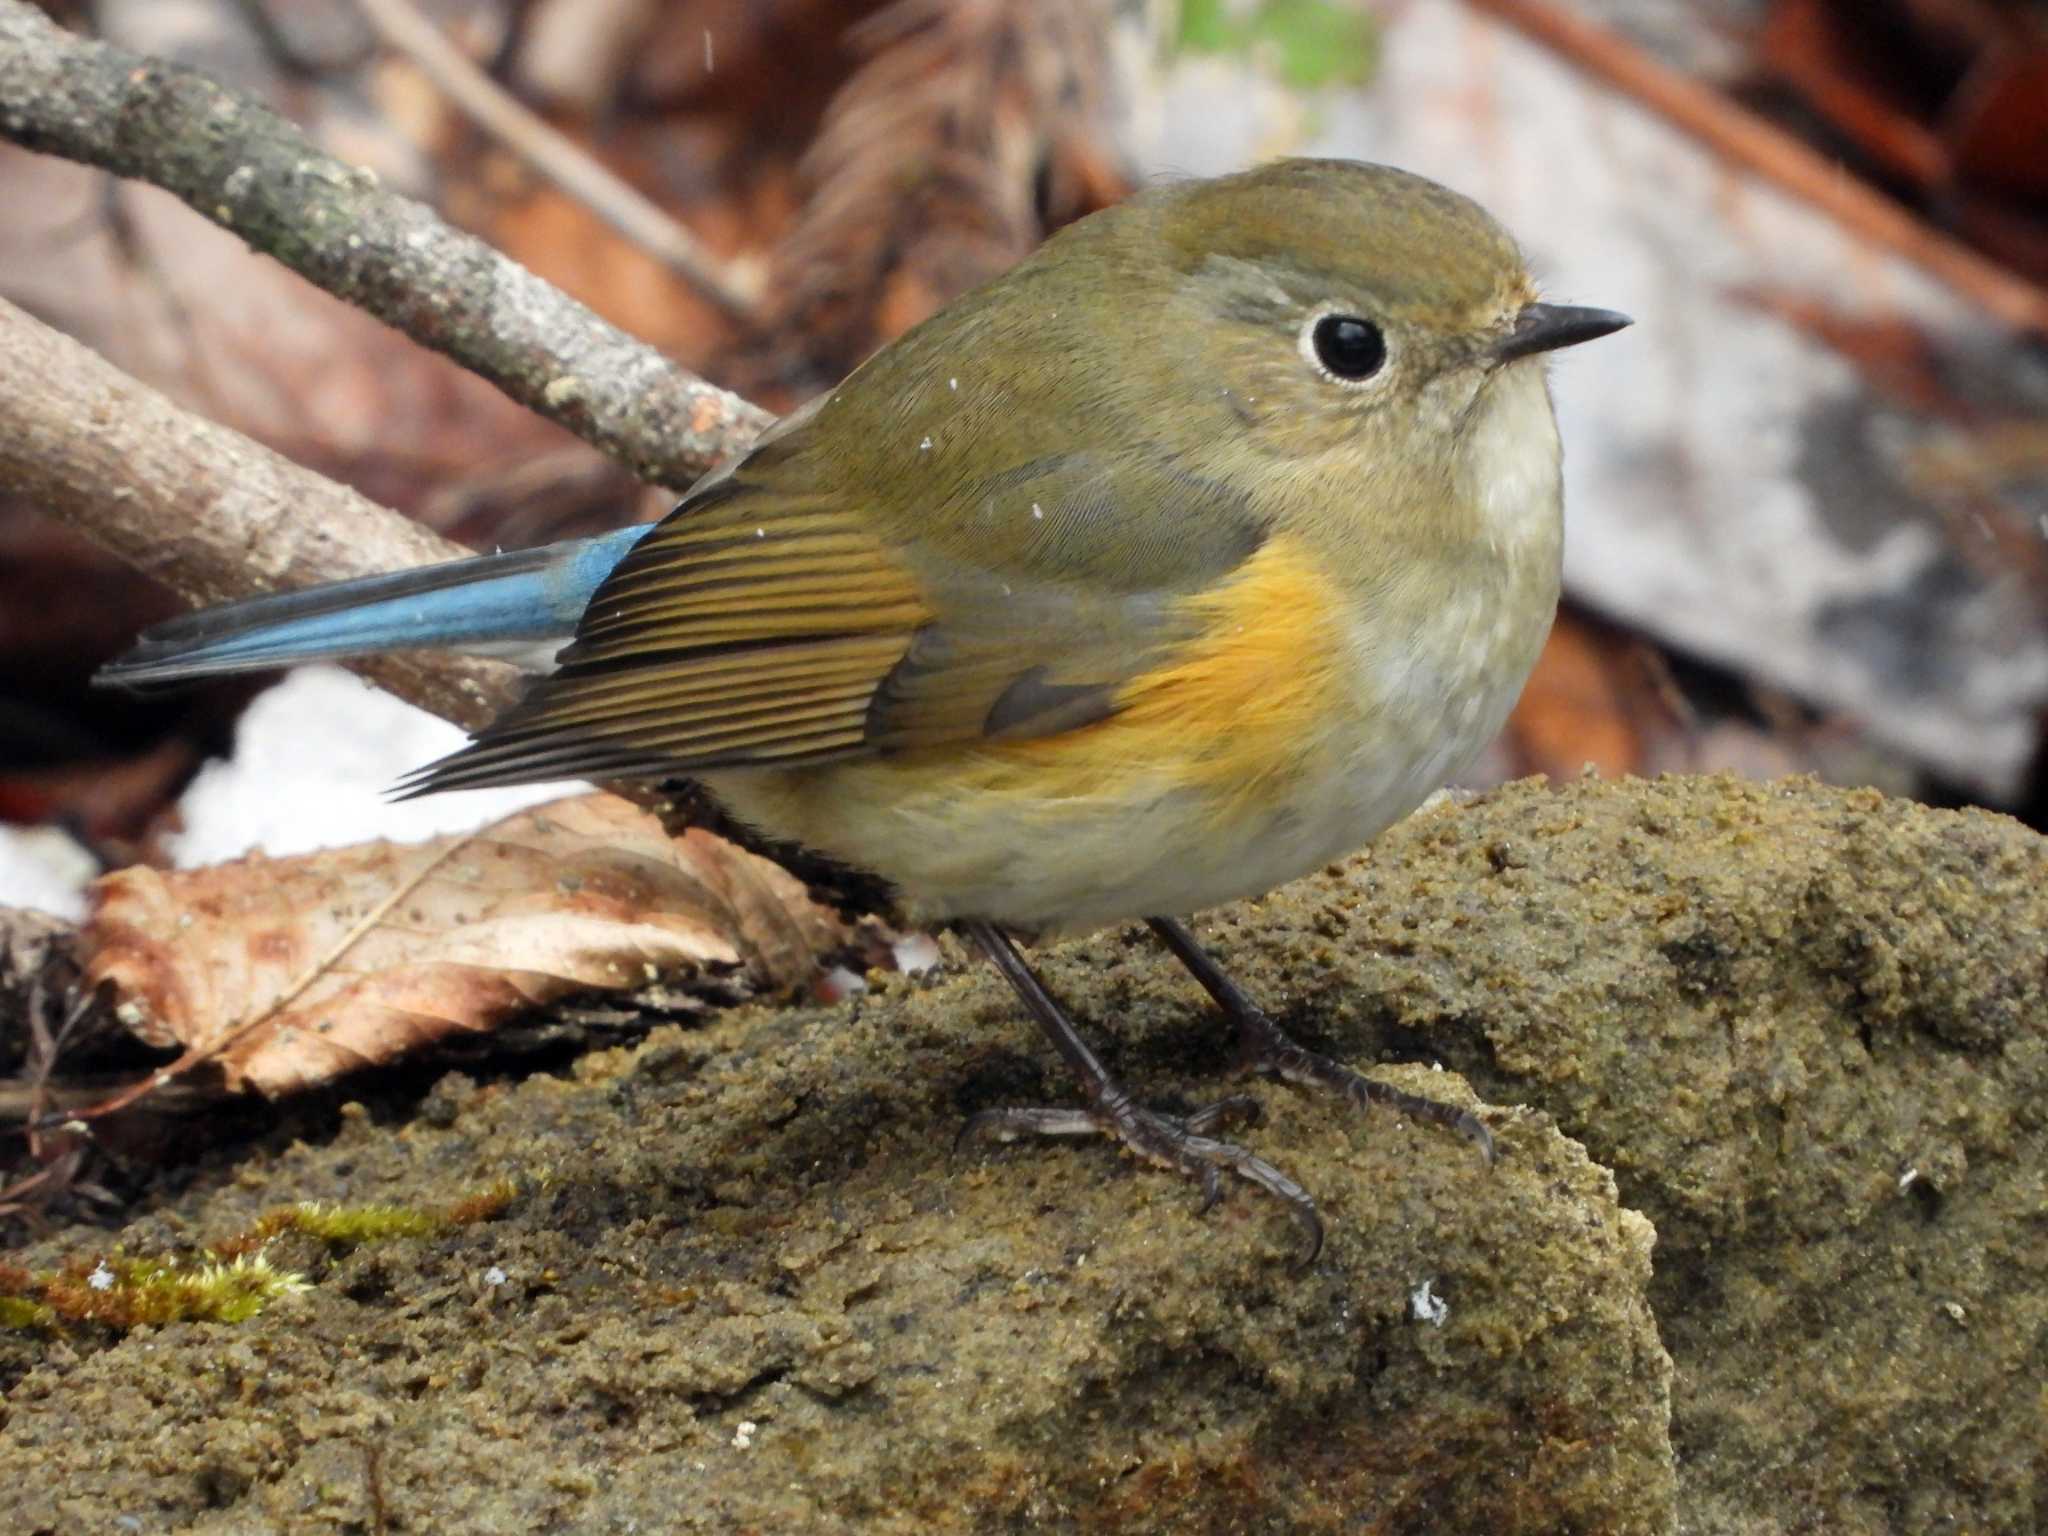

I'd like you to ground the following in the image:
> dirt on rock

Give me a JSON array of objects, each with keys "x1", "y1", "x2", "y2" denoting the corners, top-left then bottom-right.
[
  {"x1": 2, "y1": 773, "x2": 2042, "y2": 1534},
  {"x1": 1202, "y1": 773, "x2": 2048, "y2": 1535}
]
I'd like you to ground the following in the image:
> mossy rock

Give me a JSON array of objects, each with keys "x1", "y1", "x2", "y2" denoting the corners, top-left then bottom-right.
[{"x1": 4, "y1": 774, "x2": 2042, "y2": 1533}]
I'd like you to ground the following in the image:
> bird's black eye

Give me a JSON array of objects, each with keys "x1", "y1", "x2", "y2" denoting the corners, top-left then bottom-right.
[{"x1": 1309, "y1": 314, "x2": 1386, "y2": 382}]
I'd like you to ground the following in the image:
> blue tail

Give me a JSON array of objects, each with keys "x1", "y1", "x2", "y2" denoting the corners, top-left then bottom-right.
[{"x1": 95, "y1": 525, "x2": 653, "y2": 687}]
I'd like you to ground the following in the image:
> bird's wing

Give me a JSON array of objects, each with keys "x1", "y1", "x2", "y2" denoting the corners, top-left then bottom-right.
[{"x1": 406, "y1": 405, "x2": 1265, "y2": 793}]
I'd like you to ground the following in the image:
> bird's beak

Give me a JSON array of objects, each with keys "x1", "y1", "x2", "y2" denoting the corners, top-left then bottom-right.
[{"x1": 1494, "y1": 303, "x2": 1633, "y2": 364}]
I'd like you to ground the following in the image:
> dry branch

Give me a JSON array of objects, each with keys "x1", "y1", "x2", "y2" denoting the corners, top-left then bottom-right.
[
  {"x1": 0, "y1": 0, "x2": 773, "y2": 490},
  {"x1": 353, "y1": 0, "x2": 763, "y2": 321},
  {"x1": 0, "y1": 294, "x2": 523, "y2": 731}
]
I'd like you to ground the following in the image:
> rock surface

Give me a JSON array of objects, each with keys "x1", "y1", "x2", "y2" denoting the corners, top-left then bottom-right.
[
  {"x1": 3, "y1": 774, "x2": 2043, "y2": 1533},
  {"x1": 1195, "y1": 773, "x2": 2048, "y2": 1534}
]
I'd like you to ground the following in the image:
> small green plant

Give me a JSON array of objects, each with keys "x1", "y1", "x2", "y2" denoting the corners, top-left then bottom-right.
[
  {"x1": 0, "y1": 1294, "x2": 57, "y2": 1330},
  {"x1": 266, "y1": 1200, "x2": 445, "y2": 1245},
  {"x1": 1, "y1": 1179, "x2": 522, "y2": 1334},
  {"x1": 14, "y1": 1251, "x2": 310, "y2": 1330},
  {"x1": 1177, "y1": 0, "x2": 1380, "y2": 89}
]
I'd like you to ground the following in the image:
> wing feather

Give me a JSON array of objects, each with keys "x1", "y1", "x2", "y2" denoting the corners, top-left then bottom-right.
[
  {"x1": 404, "y1": 393, "x2": 1270, "y2": 795},
  {"x1": 401, "y1": 492, "x2": 927, "y2": 791}
]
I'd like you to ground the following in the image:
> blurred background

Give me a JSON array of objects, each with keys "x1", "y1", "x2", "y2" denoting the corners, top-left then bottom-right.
[{"x1": 4, "y1": 0, "x2": 2047, "y2": 917}]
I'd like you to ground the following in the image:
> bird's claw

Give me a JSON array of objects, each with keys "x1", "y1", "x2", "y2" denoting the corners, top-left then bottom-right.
[
  {"x1": 1235, "y1": 1013, "x2": 1496, "y2": 1165},
  {"x1": 958, "y1": 1090, "x2": 1323, "y2": 1265}
]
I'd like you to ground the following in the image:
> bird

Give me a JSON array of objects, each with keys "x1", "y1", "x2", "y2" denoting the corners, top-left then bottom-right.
[{"x1": 100, "y1": 158, "x2": 1630, "y2": 1260}]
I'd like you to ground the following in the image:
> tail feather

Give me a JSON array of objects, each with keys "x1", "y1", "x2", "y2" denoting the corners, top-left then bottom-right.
[{"x1": 96, "y1": 526, "x2": 651, "y2": 686}]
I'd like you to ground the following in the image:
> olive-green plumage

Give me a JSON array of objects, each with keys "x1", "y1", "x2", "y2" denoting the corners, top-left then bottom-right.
[
  {"x1": 416, "y1": 157, "x2": 1605, "y2": 839},
  {"x1": 110, "y1": 158, "x2": 1630, "y2": 1251}
]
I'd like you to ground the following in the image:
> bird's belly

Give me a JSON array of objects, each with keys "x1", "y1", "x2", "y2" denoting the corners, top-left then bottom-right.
[
  {"x1": 704, "y1": 568, "x2": 1552, "y2": 935},
  {"x1": 708, "y1": 748, "x2": 1383, "y2": 936}
]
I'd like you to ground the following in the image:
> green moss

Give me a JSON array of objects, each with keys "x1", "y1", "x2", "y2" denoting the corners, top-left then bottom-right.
[
  {"x1": 3, "y1": 1252, "x2": 310, "y2": 1333},
  {"x1": 215, "y1": 1180, "x2": 521, "y2": 1257},
  {"x1": 3, "y1": 1183, "x2": 520, "y2": 1335},
  {"x1": 273, "y1": 1200, "x2": 444, "y2": 1245},
  {"x1": 0, "y1": 1296, "x2": 56, "y2": 1330},
  {"x1": 99, "y1": 1253, "x2": 311, "y2": 1326}
]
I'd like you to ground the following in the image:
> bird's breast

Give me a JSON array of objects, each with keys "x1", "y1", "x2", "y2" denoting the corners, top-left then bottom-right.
[
  {"x1": 705, "y1": 381, "x2": 1565, "y2": 933},
  {"x1": 1323, "y1": 360, "x2": 1566, "y2": 824}
]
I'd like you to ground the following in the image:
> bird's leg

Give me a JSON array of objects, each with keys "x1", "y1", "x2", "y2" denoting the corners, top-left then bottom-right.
[
  {"x1": 957, "y1": 919, "x2": 1323, "y2": 1261},
  {"x1": 1146, "y1": 917, "x2": 1495, "y2": 1163}
]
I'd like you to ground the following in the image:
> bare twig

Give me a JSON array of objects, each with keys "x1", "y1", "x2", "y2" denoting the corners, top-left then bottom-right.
[
  {"x1": 0, "y1": 929, "x2": 91, "y2": 1221},
  {"x1": 352, "y1": 0, "x2": 764, "y2": 322},
  {"x1": 0, "y1": 1074, "x2": 226, "y2": 1125},
  {"x1": 0, "y1": 293, "x2": 524, "y2": 732},
  {"x1": 1466, "y1": 0, "x2": 2048, "y2": 337},
  {"x1": 0, "y1": 0, "x2": 774, "y2": 488}
]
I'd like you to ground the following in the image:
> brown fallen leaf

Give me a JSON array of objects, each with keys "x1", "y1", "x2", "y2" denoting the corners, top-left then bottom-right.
[{"x1": 77, "y1": 793, "x2": 846, "y2": 1098}]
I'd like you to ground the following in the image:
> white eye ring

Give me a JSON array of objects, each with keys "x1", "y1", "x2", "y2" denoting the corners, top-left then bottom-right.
[{"x1": 1299, "y1": 305, "x2": 1391, "y2": 389}]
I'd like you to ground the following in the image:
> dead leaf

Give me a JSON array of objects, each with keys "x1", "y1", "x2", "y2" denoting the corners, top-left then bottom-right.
[
  {"x1": 752, "y1": 0, "x2": 1136, "y2": 391},
  {"x1": 78, "y1": 793, "x2": 846, "y2": 1097}
]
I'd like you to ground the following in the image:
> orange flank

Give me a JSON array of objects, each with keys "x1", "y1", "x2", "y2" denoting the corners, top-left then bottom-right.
[
  {"x1": 705, "y1": 533, "x2": 1356, "y2": 866},
  {"x1": 1104, "y1": 533, "x2": 1347, "y2": 793},
  {"x1": 956, "y1": 532, "x2": 1350, "y2": 804}
]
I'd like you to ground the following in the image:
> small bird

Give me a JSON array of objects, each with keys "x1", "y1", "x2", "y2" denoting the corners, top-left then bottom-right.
[{"x1": 101, "y1": 159, "x2": 1629, "y2": 1259}]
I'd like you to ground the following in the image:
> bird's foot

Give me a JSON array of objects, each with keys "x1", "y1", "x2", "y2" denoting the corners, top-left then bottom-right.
[
  {"x1": 960, "y1": 1089, "x2": 1324, "y2": 1263},
  {"x1": 1233, "y1": 1008, "x2": 1495, "y2": 1164},
  {"x1": 1145, "y1": 917, "x2": 1495, "y2": 1164}
]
